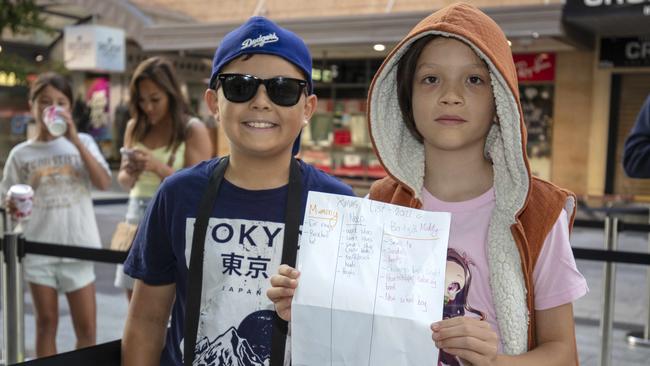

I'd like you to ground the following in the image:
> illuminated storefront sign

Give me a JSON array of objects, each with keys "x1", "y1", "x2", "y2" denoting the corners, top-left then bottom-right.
[
  {"x1": 600, "y1": 37, "x2": 650, "y2": 67},
  {"x1": 0, "y1": 71, "x2": 19, "y2": 87},
  {"x1": 513, "y1": 53, "x2": 556, "y2": 82}
]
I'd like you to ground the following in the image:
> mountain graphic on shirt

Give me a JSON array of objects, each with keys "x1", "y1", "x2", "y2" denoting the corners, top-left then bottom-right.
[{"x1": 194, "y1": 327, "x2": 266, "y2": 366}]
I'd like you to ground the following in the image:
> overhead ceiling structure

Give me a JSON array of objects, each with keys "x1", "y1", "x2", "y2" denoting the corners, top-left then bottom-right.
[
  {"x1": 137, "y1": 2, "x2": 572, "y2": 58},
  {"x1": 5, "y1": 0, "x2": 577, "y2": 60}
]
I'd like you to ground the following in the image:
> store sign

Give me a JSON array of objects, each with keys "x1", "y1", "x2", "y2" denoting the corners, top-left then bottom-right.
[
  {"x1": 600, "y1": 37, "x2": 650, "y2": 67},
  {"x1": 566, "y1": 0, "x2": 650, "y2": 15},
  {"x1": 563, "y1": 0, "x2": 650, "y2": 36},
  {"x1": 513, "y1": 53, "x2": 555, "y2": 82},
  {"x1": 64, "y1": 25, "x2": 125, "y2": 72}
]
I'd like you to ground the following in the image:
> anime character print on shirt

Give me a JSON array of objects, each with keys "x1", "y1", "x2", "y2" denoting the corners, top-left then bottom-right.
[
  {"x1": 439, "y1": 248, "x2": 486, "y2": 366},
  {"x1": 184, "y1": 217, "x2": 285, "y2": 366}
]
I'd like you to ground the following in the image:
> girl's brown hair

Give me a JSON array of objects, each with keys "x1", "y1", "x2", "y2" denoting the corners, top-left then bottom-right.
[
  {"x1": 29, "y1": 72, "x2": 74, "y2": 105},
  {"x1": 395, "y1": 35, "x2": 437, "y2": 143},
  {"x1": 129, "y1": 56, "x2": 192, "y2": 151}
]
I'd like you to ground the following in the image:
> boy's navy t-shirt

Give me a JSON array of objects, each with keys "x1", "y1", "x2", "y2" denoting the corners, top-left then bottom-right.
[{"x1": 123, "y1": 157, "x2": 355, "y2": 365}]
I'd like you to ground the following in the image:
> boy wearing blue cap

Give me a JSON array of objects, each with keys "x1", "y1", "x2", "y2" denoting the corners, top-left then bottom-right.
[{"x1": 121, "y1": 17, "x2": 354, "y2": 366}]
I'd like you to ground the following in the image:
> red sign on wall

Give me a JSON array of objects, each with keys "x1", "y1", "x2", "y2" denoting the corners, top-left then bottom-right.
[{"x1": 513, "y1": 53, "x2": 555, "y2": 82}]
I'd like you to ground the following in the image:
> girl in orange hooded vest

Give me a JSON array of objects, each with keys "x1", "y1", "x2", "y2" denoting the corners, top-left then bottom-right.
[{"x1": 268, "y1": 3, "x2": 588, "y2": 365}]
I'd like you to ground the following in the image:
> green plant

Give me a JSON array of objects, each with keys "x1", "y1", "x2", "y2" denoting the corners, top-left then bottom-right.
[
  {"x1": 0, "y1": 0, "x2": 54, "y2": 37},
  {"x1": 0, "y1": 53, "x2": 67, "y2": 86}
]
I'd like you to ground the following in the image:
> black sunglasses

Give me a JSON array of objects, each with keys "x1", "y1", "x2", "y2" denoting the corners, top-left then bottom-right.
[{"x1": 215, "y1": 73, "x2": 308, "y2": 107}]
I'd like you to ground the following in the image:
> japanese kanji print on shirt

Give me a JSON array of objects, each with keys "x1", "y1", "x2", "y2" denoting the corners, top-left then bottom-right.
[{"x1": 185, "y1": 218, "x2": 284, "y2": 365}]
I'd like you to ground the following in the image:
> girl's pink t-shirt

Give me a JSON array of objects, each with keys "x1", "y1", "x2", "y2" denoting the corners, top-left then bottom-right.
[{"x1": 421, "y1": 187, "x2": 588, "y2": 352}]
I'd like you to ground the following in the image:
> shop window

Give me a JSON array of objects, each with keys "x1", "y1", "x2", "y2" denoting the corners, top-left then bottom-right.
[
  {"x1": 519, "y1": 84, "x2": 554, "y2": 180},
  {"x1": 301, "y1": 58, "x2": 386, "y2": 181},
  {"x1": 514, "y1": 53, "x2": 556, "y2": 181}
]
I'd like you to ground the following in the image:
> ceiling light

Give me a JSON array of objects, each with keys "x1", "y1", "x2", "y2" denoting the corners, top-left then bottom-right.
[
  {"x1": 373, "y1": 44, "x2": 386, "y2": 52},
  {"x1": 35, "y1": 54, "x2": 44, "y2": 62}
]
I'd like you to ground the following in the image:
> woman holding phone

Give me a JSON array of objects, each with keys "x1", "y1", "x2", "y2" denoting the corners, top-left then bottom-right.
[{"x1": 115, "y1": 57, "x2": 212, "y2": 300}]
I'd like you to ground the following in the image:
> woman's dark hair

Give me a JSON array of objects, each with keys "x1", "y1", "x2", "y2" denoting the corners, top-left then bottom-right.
[
  {"x1": 443, "y1": 249, "x2": 485, "y2": 320},
  {"x1": 129, "y1": 56, "x2": 192, "y2": 151},
  {"x1": 395, "y1": 35, "x2": 437, "y2": 143},
  {"x1": 29, "y1": 72, "x2": 74, "y2": 105},
  {"x1": 440, "y1": 248, "x2": 486, "y2": 365}
]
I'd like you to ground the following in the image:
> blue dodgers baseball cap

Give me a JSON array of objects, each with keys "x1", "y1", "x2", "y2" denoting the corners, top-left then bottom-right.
[
  {"x1": 209, "y1": 16, "x2": 313, "y2": 93},
  {"x1": 209, "y1": 16, "x2": 312, "y2": 155}
]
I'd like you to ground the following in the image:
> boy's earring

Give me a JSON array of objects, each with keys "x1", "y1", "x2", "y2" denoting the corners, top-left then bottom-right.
[{"x1": 303, "y1": 119, "x2": 309, "y2": 125}]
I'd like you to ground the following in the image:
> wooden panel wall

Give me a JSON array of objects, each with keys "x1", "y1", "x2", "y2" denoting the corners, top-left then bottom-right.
[
  {"x1": 613, "y1": 74, "x2": 650, "y2": 196},
  {"x1": 551, "y1": 51, "x2": 594, "y2": 195}
]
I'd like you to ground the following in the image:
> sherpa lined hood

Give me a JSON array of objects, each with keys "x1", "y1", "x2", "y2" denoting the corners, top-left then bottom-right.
[{"x1": 367, "y1": 3, "x2": 574, "y2": 355}]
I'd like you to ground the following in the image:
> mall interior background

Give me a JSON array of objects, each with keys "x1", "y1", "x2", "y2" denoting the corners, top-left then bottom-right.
[{"x1": 1, "y1": 0, "x2": 649, "y2": 198}]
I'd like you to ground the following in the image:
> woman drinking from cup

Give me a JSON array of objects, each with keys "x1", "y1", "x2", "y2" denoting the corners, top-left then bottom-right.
[{"x1": 0, "y1": 72, "x2": 111, "y2": 357}]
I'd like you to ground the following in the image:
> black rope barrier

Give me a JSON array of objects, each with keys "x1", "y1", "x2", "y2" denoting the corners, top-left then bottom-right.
[
  {"x1": 572, "y1": 247, "x2": 650, "y2": 265},
  {"x1": 22, "y1": 240, "x2": 128, "y2": 264},
  {"x1": 91, "y1": 197, "x2": 129, "y2": 206},
  {"x1": 574, "y1": 219, "x2": 606, "y2": 229},
  {"x1": 0, "y1": 218, "x2": 645, "y2": 268},
  {"x1": 574, "y1": 218, "x2": 650, "y2": 233},
  {"x1": 618, "y1": 221, "x2": 650, "y2": 233}
]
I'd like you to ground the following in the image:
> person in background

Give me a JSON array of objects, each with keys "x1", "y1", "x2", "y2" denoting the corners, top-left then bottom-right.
[
  {"x1": 0, "y1": 72, "x2": 111, "y2": 357},
  {"x1": 115, "y1": 56, "x2": 213, "y2": 301},
  {"x1": 72, "y1": 94, "x2": 91, "y2": 133},
  {"x1": 268, "y1": 3, "x2": 588, "y2": 365},
  {"x1": 112, "y1": 98, "x2": 131, "y2": 160},
  {"x1": 623, "y1": 95, "x2": 650, "y2": 178}
]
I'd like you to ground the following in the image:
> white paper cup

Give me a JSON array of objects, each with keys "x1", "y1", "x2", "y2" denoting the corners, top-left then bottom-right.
[
  {"x1": 7, "y1": 184, "x2": 33, "y2": 220},
  {"x1": 43, "y1": 105, "x2": 68, "y2": 137}
]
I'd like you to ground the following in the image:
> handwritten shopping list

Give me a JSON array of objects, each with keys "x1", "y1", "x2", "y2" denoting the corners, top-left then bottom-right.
[{"x1": 292, "y1": 191, "x2": 450, "y2": 366}]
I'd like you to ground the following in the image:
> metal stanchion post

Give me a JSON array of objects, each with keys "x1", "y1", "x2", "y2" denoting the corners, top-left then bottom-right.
[
  {"x1": 2, "y1": 232, "x2": 25, "y2": 364},
  {"x1": 599, "y1": 216, "x2": 618, "y2": 366},
  {"x1": 626, "y1": 208, "x2": 650, "y2": 347}
]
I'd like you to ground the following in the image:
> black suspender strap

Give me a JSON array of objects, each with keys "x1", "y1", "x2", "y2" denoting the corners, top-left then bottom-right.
[
  {"x1": 270, "y1": 157, "x2": 303, "y2": 366},
  {"x1": 183, "y1": 156, "x2": 229, "y2": 366},
  {"x1": 183, "y1": 157, "x2": 303, "y2": 366}
]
